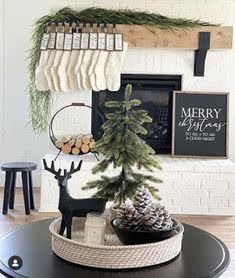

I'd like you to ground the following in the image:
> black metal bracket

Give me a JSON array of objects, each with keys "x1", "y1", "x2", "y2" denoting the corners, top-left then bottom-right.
[{"x1": 194, "y1": 32, "x2": 211, "y2": 77}]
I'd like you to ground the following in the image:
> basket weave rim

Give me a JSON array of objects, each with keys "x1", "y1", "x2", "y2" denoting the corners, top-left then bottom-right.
[{"x1": 49, "y1": 217, "x2": 184, "y2": 250}]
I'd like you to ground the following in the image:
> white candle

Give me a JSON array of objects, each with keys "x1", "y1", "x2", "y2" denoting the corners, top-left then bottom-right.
[{"x1": 84, "y1": 213, "x2": 106, "y2": 245}]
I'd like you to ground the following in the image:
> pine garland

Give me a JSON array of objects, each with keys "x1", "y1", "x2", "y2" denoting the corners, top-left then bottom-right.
[{"x1": 28, "y1": 7, "x2": 217, "y2": 132}]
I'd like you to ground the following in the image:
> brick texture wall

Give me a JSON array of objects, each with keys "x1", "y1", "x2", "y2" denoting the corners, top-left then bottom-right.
[{"x1": 40, "y1": 153, "x2": 235, "y2": 215}]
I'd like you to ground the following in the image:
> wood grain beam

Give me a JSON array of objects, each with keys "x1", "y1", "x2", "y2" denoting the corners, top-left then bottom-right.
[{"x1": 116, "y1": 25, "x2": 233, "y2": 50}]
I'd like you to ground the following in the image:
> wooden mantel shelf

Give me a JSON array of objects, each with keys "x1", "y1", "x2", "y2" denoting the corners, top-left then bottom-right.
[{"x1": 116, "y1": 25, "x2": 233, "y2": 50}]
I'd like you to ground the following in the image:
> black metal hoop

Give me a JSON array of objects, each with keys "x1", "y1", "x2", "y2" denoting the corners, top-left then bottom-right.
[{"x1": 49, "y1": 102, "x2": 105, "y2": 159}]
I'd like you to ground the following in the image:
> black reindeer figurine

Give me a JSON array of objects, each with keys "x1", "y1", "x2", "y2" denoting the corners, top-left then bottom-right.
[{"x1": 43, "y1": 159, "x2": 107, "y2": 239}]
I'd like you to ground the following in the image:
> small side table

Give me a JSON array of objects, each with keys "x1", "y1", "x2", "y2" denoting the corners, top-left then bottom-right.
[{"x1": 1, "y1": 162, "x2": 37, "y2": 215}]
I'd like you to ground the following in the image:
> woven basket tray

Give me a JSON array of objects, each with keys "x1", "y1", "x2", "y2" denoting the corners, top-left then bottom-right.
[{"x1": 49, "y1": 217, "x2": 184, "y2": 269}]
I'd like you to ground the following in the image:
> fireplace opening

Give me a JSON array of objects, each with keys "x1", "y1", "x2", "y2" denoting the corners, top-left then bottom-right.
[{"x1": 92, "y1": 74, "x2": 182, "y2": 154}]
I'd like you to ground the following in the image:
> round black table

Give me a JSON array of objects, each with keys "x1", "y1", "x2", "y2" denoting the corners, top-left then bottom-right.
[{"x1": 0, "y1": 219, "x2": 230, "y2": 278}]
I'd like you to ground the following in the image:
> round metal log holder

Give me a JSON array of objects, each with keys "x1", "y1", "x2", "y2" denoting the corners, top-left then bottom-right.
[{"x1": 49, "y1": 102, "x2": 104, "y2": 160}]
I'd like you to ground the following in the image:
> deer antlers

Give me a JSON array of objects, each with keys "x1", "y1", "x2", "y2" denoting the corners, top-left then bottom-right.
[{"x1": 43, "y1": 159, "x2": 82, "y2": 178}]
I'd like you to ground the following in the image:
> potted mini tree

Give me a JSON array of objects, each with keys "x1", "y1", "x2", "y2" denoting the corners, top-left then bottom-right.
[{"x1": 82, "y1": 84, "x2": 162, "y2": 207}]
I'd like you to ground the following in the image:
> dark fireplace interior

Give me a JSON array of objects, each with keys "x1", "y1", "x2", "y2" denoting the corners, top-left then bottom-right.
[{"x1": 92, "y1": 74, "x2": 182, "y2": 154}]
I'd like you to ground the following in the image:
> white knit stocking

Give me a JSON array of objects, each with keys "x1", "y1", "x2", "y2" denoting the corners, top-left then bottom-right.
[
  {"x1": 51, "y1": 50, "x2": 63, "y2": 92},
  {"x1": 58, "y1": 51, "x2": 72, "y2": 92},
  {"x1": 74, "y1": 50, "x2": 85, "y2": 91},
  {"x1": 88, "y1": 50, "x2": 100, "y2": 91},
  {"x1": 44, "y1": 50, "x2": 56, "y2": 92},
  {"x1": 105, "y1": 42, "x2": 128, "y2": 91},
  {"x1": 67, "y1": 50, "x2": 79, "y2": 92},
  {"x1": 80, "y1": 50, "x2": 93, "y2": 90},
  {"x1": 93, "y1": 50, "x2": 109, "y2": 91},
  {"x1": 35, "y1": 51, "x2": 50, "y2": 91}
]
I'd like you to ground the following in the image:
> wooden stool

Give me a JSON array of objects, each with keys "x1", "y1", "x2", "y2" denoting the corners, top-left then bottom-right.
[{"x1": 1, "y1": 162, "x2": 37, "y2": 215}]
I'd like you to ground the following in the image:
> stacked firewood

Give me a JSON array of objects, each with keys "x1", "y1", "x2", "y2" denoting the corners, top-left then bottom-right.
[{"x1": 55, "y1": 134, "x2": 95, "y2": 155}]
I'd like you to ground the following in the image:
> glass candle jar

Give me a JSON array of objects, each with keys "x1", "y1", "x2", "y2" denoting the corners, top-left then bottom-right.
[{"x1": 84, "y1": 213, "x2": 106, "y2": 245}]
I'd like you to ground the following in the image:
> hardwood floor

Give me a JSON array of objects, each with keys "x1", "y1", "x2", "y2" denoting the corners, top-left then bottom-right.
[
  {"x1": 0, "y1": 188, "x2": 235, "y2": 248},
  {"x1": 0, "y1": 188, "x2": 59, "y2": 238}
]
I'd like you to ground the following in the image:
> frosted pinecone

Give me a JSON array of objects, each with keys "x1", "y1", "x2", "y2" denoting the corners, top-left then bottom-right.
[
  {"x1": 143, "y1": 203, "x2": 173, "y2": 231},
  {"x1": 133, "y1": 186, "x2": 153, "y2": 215},
  {"x1": 117, "y1": 204, "x2": 142, "y2": 231},
  {"x1": 116, "y1": 188, "x2": 174, "y2": 232}
]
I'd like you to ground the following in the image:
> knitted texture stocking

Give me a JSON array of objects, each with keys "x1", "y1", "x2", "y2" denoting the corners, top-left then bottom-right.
[
  {"x1": 51, "y1": 50, "x2": 63, "y2": 92},
  {"x1": 44, "y1": 50, "x2": 56, "y2": 92},
  {"x1": 94, "y1": 50, "x2": 109, "y2": 91},
  {"x1": 75, "y1": 50, "x2": 85, "y2": 91},
  {"x1": 105, "y1": 42, "x2": 128, "y2": 91},
  {"x1": 88, "y1": 50, "x2": 100, "y2": 91},
  {"x1": 80, "y1": 50, "x2": 93, "y2": 90},
  {"x1": 35, "y1": 51, "x2": 50, "y2": 91},
  {"x1": 67, "y1": 50, "x2": 79, "y2": 92},
  {"x1": 58, "y1": 51, "x2": 72, "y2": 92}
]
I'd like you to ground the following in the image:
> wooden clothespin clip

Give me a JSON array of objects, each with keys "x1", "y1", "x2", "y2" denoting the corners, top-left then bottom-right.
[
  {"x1": 98, "y1": 23, "x2": 106, "y2": 50},
  {"x1": 72, "y1": 22, "x2": 77, "y2": 33},
  {"x1": 40, "y1": 25, "x2": 51, "y2": 51},
  {"x1": 57, "y1": 22, "x2": 64, "y2": 33},
  {"x1": 106, "y1": 23, "x2": 115, "y2": 51},
  {"x1": 72, "y1": 22, "x2": 81, "y2": 50},
  {"x1": 80, "y1": 23, "x2": 89, "y2": 50},
  {"x1": 64, "y1": 22, "x2": 70, "y2": 34},
  {"x1": 47, "y1": 22, "x2": 56, "y2": 50},
  {"x1": 84, "y1": 23, "x2": 89, "y2": 32},
  {"x1": 64, "y1": 23, "x2": 73, "y2": 51},
  {"x1": 89, "y1": 23, "x2": 98, "y2": 50},
  {"x1": 114, "y1": 23, "x2": 123, "y2": 51},
  {"x1": 55, "y1": 23, "x2": 65, "y2": 50}
]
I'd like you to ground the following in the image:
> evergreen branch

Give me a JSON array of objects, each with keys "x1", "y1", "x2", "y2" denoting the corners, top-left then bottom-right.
[
  {"x1": 28, "y1": 7, "x2": 217, "y2": 132},
  {"x1": 78, "y1": 7, "x2": 217, "y2": 29},
  {"x1": 130, "y1": 172, "x2": 163, "y2": 184},
  {"x1": 125, "y1": 84, "x2": 132, "y2": 100},
  {"x1": 129, "y1": 122, "x2": 148, "y2": 135},
  {"x1": 129, "y1": 99, "x2": 141, "y2": 106},
  {"x1": 92, "y1": 159, "x2": 110, "y2": 174},
  {"x1": 144, "y1": 184, "x2": 161, "y2": 200},
  {"x1": 105, "y1": 101, "x2": 125, "y2": 108}
]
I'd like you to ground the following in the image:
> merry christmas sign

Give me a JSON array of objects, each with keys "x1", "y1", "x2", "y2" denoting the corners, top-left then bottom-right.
[{"x1": 172, "y1": 91, "x2": 229, "y2": 158}]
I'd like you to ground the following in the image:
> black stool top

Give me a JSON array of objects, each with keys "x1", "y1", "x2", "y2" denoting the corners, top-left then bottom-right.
[{"x1": 1, "y1": 162, "x2": 37, "y2": 172}]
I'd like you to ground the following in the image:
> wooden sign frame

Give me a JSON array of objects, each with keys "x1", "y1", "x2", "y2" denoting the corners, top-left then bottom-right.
[{"x1": 172, "y1": 91, "x2": 229, "y2": 158}]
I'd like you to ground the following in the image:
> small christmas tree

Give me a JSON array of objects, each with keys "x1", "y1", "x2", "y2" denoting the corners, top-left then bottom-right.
[{"x1": 82, "y1": 84, "x2": 162, "y2": 206}]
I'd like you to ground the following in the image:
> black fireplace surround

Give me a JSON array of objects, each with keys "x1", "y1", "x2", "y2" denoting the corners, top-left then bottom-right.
[{"x1": 92, "y1": 74, "x2": 182, "y2": 154}]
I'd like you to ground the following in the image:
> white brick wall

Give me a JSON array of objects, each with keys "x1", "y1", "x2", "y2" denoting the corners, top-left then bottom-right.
[
  {"x1": 40, "y1": 153, "x2": 235, "y2": 215},
  {"x1": 39, "y1": 0, "x2": 235, "y2": 215}
]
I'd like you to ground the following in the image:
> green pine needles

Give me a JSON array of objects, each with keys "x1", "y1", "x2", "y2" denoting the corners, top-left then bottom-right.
[
  {"x1": 82, "y1": 84, "x2": 162, "y2": 206},
  {"x1": 28, "y1": 7, "x2": 217, "y2": 133}
]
